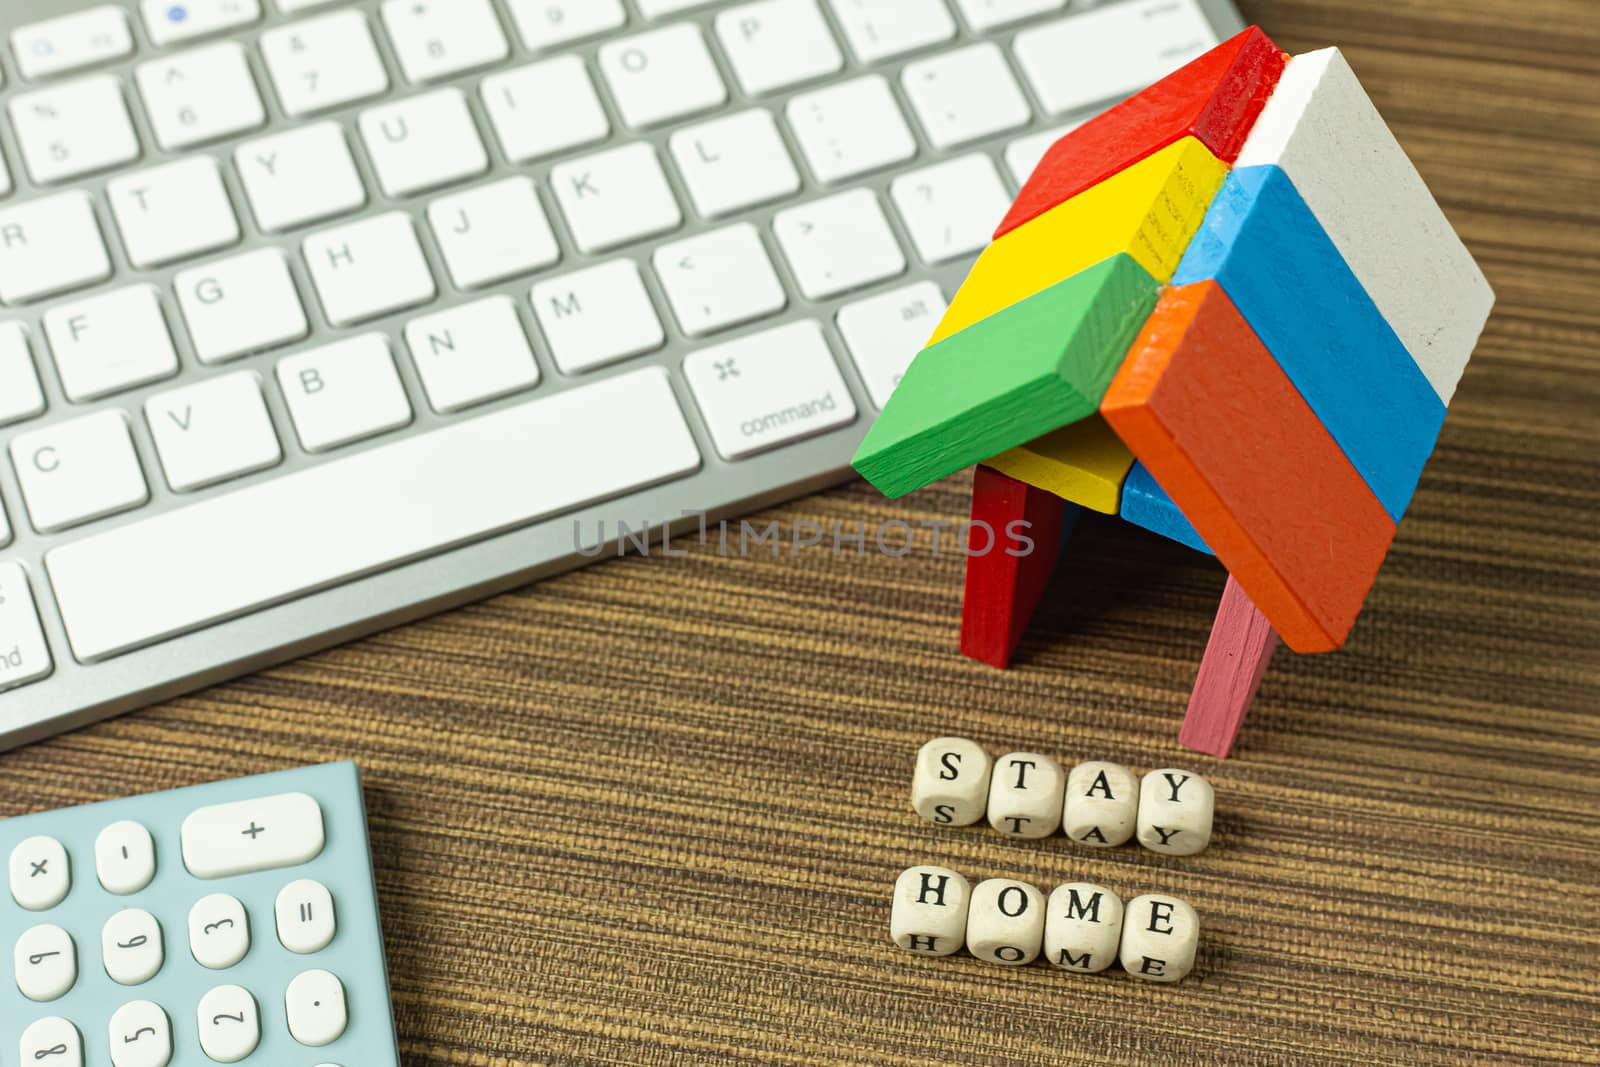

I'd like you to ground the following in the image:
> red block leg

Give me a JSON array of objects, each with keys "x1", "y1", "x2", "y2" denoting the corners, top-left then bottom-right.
[
  {"x1": 1180, "y1": 575, "x2": 1279, "y2": 758},
  {"x1": 959, "y1": 466, "x2": 1070, "y2": 669}
]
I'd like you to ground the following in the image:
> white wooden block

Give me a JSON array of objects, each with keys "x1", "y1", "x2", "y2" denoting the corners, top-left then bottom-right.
[
  {"x1": 1137, "y1": 768, "x2": 1214, "y2": 856},
  {"x1": 1062, "y1": 761, "x2": 1138, "y2": 848},
  {"x1": 1042, "y1": 882, "x2": 1122, "y2": 973},
  {"x1": 910, "y1": 737, "x2": 992, "y2": 827},
  {"x1": 966, "y1": 878, "x2": 1044, "y2": 965},
  {"x1": 1119, "y1": 894, "x2": 1199, "y2": 982},
  {"x1": 985, "y1": 752, "x2": 1064, "y2": 839},
  {"x1": 890, "y1": 865, "x2": 969, "y2": 957},
  {"x1": 1234, "y1": 48, "x2": 1494, "y2": 404}
]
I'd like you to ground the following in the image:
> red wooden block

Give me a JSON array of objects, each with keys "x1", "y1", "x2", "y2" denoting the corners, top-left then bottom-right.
[
  {"x1": 995, "y1": 26, "x2": 1285, "y2": 239},
  {"x1": 959, "y1": 466, "x2": 1070, "y2": 669},
  {"x1": 1181, "y1": 576, "x2": 1279, "y2": 758}
]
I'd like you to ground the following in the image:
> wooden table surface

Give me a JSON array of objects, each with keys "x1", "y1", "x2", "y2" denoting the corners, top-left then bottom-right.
[{"x1": 4, "y1": 1, "x2": 1598, "y2": 1063}]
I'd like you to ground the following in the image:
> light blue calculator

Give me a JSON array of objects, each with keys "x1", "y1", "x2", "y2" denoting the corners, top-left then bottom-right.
[{"x1": 0, "y1": 761, "x2": 400, "y2": 1065}]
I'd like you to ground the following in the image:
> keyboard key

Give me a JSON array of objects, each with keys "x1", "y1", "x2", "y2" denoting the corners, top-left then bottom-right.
[
  {"x1": 787, "y1": 75, "x2": 917, "y2": 184},
  {"x1": 0, "y1": 192, "x2": 111, "y2": 305},
  {"x1": 279, "y1": 335, "x2": 413, "y2": 452},
  {"x1": 146, "y1": 372, "x2": 283, "y2": 491},
  {"x1": 483, "y1": 56, "x2": 609, "y2": 163},
  {"x1": 716, "y1": 0, "x2": 844, "y2": 96},
  {"x1": 135, "y1": 41, "x2": 265, "y2": 151},
  {"x1": 275, "y1": 878, "x2": 336, "y2": 954},
  {"x1": 533, "y1": 260, "x2": 665, "y2": 374},
  {"x1": 381, "y1": 0, "x2": 508, "y2": 83},
  {"x1": 890, "y1": 154, "x2": 1012, "y2": 264},
  {"x1": 406, "y1": 297, "x2": 539, "y2": 413},
  {"x1": 507, "y1": 0, "x2": 625, "y2": 50},
  {"x1": 684, "y1": 320, "x2": 856, "y2": 460},
  {"x1": 10, "y1": 74, "x2": 140, "y2": 184},
  {"x1": 654, "y1": 223, "x2": 788, "y2": 337},
  {"x1": 953, "y1": 0, "x2": 1066, "y2": 29},
  {"x1": 1005, "y1": 123, "x2": 1077, "y2": 184},
  {"x1": 108, "y1": 156, "x2": 241, "y2": 269},
  {"x1": 108, "y1": 1001, "x2": 172, "y2": 1067},
  {"x1": 637, "y1": 0, "x2": 720, "y2": 15},
  {"x1": 9, "y1": 835, "x2": 69, "y2": 910},
  {"x1": 44, "y1": 285, "x2": 180, "y2": 402},
  {"x1": 236, "y1": 121, "x2": 366, "y2": 232},
  {"x1": 261, "y1": 10, "x2": 389, "y2": 117},
  {"x1": 19, "y1": 1018, "x2": 81, "y2": 1066},
  {"x1": 552, "y1": 143, "x2": 681, "y2": 254},
  {"x1": 0, "y1": 562, "x2": 51, "y2": 692},
  {"x1": 182, "y1": 791, "x2": 326, "y2": 878},
  {"x1": 0, "y1": 154, "x2": 11, "y2": 199},
  {"x1": 1014, "y1": 0, "x2": 1217, "y2": 115},
  {"x1": 102, "y1": 908, "x2": 164, "y2": 985},
  {"x1": 304, "y1": 212, "x2": 436, "y2": 326},
  {"x1": 196, "y1": 985, "x2": 260, "y2": 1061},
  {"x1": 188, "y1": 893, "x2": 250, "y2": 969},
  {"x1": 671, "y1": 109, "x2": 800, "y2": 220},
  {"x1": 13, "y1": 6, "x2": 135, "y2": 80},
  {"x1": 360, "y1": 88, "x2": 488, "y2": 199},
  {"x1": 774, "y1": 188, "x2": 906, "y2": 300},
  {"x1": 429, "y1": 178, "x2": 560, "y2": 290},
  {"x1": 47, "y1": 369, "x2": 701, "y2": 661},
  {"x1": 0, "y1": 323, "x2": 46, "y2": 426},
  {"x1": 15, "y1": 923, "x2": 76, "y2": 1000},
  {"x1": 837, "y1": 280, "x2": 948, "y2": 408},
  {"x1": 142, "y1": 0, "x2": 260, "y2": 47},
  {"x1": 827, "y1": 0, "x2": 956, "y2": 63},
  {"x1": 599, "y1": 24, "x2": 727, "y2": 130},
  {"x1": 902, "y1": 42, "x2": 1031, "y2": 149},
  {"x1": 176, "y1": 248, "x2": 309, "y2": 364},
  {"x1": 276, "y1": 0, "x2": 343, "y2": 10},
  {"x1": 94, "y1": 821, "x2": 157, "y2": 895},
  {"x1": 286, "y1": 969, "x2": 349, "y2": 1045},
  {"x1": 10, "y1": 411, "x2": 150, "y2": 533}
]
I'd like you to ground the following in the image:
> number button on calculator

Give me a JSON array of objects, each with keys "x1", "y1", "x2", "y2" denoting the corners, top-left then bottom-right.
[
  {"x1": 197, "y1": 984, "x2": 261, "y2": 1062},
  {"x1": 108, "y1": 1000, "x2": 172, "y2": 1067},
  {"x1": 14, "y1": 923, "x2": 76, "y2": 1001},
  {"x1": 188, "y1": 892, "x2": 251, "y2": 970},
  {"x1": 19, "y1": 1016, "x2": 82, "y2": 1065},
  {"x1": 102, "y1": 908, "x2": 164, "y2": 985}
]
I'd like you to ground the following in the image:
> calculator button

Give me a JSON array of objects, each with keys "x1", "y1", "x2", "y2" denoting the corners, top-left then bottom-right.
[
  {"x1": 188, "y1": 893, "x2": 250, "y2": 970},
  {"x1": 103, "y1": 908, "x2": 164, "y2": 985},
  {"x1": 196, "y1": 984, "x2": 260, "y2": 1062},
  {"x1": 18, "y1": 1016, "x2": 82, "y2": 1066},
  {"x1": 14, "y1": 923, "x2": 76, "y2": 1001},
  {"x1": 286, "y1": 968, "x2": 348, "y2": 1046},
  {"x1": 275, "y1": 878, "x2": 336, "y2": 954},
  {"x1": 9, "y1": 835, "x2": 70, "y2": 910},
  {"x1": 95, "y1": 820, "x2": 156, "y2": 895},
  {"x1": 108, "y1": 1000, "x2": 172, "y2": 1067},
  {"x1": 181, "y1": 790, "x2": 326, "y2": 879}
]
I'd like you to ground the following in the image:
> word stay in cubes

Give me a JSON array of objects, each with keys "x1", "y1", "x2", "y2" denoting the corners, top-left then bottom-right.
[
  {"x1": 912, "y1": 737, "x2": 1214, "y2": 856},
  {"x1": 891, "y1": 866, "x2": 1200, "y2": 982},
  {"x1": 851, "y1": 27, "x2": 1495, "y2": 758}
]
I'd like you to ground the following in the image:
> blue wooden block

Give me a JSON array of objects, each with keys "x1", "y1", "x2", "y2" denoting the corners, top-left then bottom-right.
[
  {"x1": 1172, "y1": 165, "x2": 1446, "y2": 521},
  {"x1": 1120, "y1": 463, "x2": 1213, "y2": 555}
]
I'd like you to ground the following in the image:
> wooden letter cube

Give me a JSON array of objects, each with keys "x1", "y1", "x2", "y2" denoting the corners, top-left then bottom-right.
[
  {"x1": 911, "y1": 737, "x2": 992, "y2": 827},
  {"x1": 1120, "y1": 894, "x2": 1200, "y2": 982},
  {"x1": 1043, "y1": 882, "x2": 1123, "y2": 973},
  {"x1": 1137, "y1": 768, "x2": 1214, "y2": 855},
  {"x1": 986, "y1": 752, "x2": 1065, "y2": 838},
  {"x1": 1062, "y1": 760, "x2": 1139, "y2": 847},
  {"x1": 890, "y1": 866, "x2": 970, "y2": 958},
  {"x1": 966, "y1": 878, "x2": 1045, "y2": 965}
]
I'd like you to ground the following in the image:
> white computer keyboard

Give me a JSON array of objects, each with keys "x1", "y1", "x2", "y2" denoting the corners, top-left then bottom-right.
[{"x1": 0, "y1": 0, "x2": 1243, "y2": 746}]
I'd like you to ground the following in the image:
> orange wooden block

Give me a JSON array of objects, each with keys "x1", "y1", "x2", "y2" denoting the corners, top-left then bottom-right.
[{"x1": 1100, "y1": 281, "x2": 1396, "y2": 652}]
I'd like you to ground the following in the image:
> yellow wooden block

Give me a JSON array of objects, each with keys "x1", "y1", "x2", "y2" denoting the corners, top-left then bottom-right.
[
  {"x1": 985, "y1": 417, "x2": 1135, "y2": 515},
  {"x1": 928, "y1": 136, "x2": 1227, "y2": 346}
]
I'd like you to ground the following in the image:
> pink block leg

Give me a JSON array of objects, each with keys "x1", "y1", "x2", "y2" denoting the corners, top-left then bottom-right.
[{"x1": 1180, "y1": 575, "x2": 1279, "y2": 758}]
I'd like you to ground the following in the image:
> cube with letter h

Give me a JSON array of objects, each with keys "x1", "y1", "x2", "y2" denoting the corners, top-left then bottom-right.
[{"x1": 851, "y1": 28, "x2": 1494, "y2": 757}]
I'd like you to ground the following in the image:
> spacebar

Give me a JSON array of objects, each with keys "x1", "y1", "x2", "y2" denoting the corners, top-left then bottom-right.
[{"x1": 47, "y1": 368, "x2": 702, "y2": 663}]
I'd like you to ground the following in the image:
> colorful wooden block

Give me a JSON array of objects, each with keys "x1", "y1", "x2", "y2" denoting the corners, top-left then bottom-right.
[
  {"x1": 1181, "y1": 576, "x2": 1279, "y2": 758},
  {"x1": 983, "y1": 417, "x2": 1133, "y2": 516},
  {"x1": 1172, "y1": 166, "x2": 1445, "y2": 521},
  {"x1": 1119, "y1": 463, "x2": 1211, "y2": 555},
  {"x1": 852, "y1": 254, "x2": 1157, "y2": 499},
  {"x1": 929, "y1": 136, "x2": 1227, "y2": 346},
  {"x1": 1101, "y1": 280, "x2": 1397, "y2": 652},
  {"x1": 959, "y1": 465, "x2": 1072, "y2": 669},
  {"x1": 1235, "y1": 48, "x2": 1494, "y2": 403},
  {"x1": 997, "y1": 27, "x2": 1286, "y2": 239}
]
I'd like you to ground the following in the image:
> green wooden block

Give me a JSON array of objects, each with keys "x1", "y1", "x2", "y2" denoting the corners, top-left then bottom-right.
[{"x1": 852, "y1": 253, "x2": 1160, "y2": 499}]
